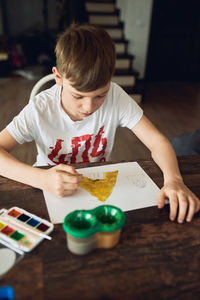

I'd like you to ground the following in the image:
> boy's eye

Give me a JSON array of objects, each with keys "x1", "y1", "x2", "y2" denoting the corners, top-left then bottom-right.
[
  {"x1": 96, "y1": 95, "x2": 106, "y2": 99},
  {"x1": 73, "y1": 95, "x2": 83, "y2": 99},
  {"x1": 72, "y1": 93, "x2": 107, "y2": 100}
]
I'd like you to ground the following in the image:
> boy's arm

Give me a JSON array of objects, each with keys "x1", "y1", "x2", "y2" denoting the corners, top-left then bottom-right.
[
  {"x1": 131, "y1": 115, "x2": 200, "y2": 223},
  {"x1": 0, "y1": 129, "x2": 82, "y2": 197}
]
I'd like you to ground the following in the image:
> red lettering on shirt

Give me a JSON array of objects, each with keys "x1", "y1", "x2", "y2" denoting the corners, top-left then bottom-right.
[
  {"x1": 48, "y1": 139, "x2": 65, "y2": 164},
  {"x1": 70, "y1": 134, "x2": 92, "y2": 164},
  {"x1": 91, "y1": 126, "x2": 107, "y2": 158},
  {"x1": 48, "y1": 126, "x2": 107, "y2": 164}
]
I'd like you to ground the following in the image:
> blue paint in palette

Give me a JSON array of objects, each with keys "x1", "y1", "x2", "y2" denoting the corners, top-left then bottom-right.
[
  {"x1": 17, "y1": 213, "x2": 40, "y2": 228},
  {"x1": 27, "y1": 218, "x2": 40, "y2": 227}
]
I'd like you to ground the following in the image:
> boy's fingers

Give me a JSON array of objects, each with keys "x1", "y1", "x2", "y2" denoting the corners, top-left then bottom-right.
[
  {"x1": 158, "y1": 190, "x2": 166, "y2": 208},
  {"x1": 57, "y1": 163, "x2": 77, "y2": 174},
  {"x1": 196, "y1": 201, "x2": 200, "y2": 213},
  {"x1": 186, "y1": 196, "x2": 196, "y2": 222},
  {"x1": 186, "y1": 195, "x2": 200, "y2": 222},
  {"x1": 60, "y1": 171, "x2": 82, "y2": 183},
  {"x1": 194, "y1": 195, "x2": 200, "y2": 213},
  {"x1": 63, "y1": 182, "x2": 80, "y2": 191},
  {"x1": 54, "y1": 180, "x2": 81, "y2": 197},
  {"x1": 55, "y1": 164, "x2": 82, "y2": 182},
  {"x1": 56, "y1": 187, "x2": 78, "y2": 198},
  {"x1": 169, "y1": 194, "x2": 178, "y2": 221},
  {"x1": 177, "y1": 195, "x2": 188, "y2": 223}
]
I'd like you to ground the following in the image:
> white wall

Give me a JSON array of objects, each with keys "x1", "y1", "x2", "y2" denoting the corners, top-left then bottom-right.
[{"x1": 116, "y1": 0, "x2": 153, "y2": 79}]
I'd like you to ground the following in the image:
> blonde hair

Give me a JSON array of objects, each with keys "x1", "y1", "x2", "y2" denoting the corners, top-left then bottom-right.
[{"x1": 55, "y1": 23, "x2": 116, "y2": 91}]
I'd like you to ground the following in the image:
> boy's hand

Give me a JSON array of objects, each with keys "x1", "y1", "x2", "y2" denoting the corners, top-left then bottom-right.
[
  {"x1": 158, "y1": 180, "x2": 200, "y2": 223},
  {"x1": 43, "y1": 164, "x2": 82, "y2": 197}
]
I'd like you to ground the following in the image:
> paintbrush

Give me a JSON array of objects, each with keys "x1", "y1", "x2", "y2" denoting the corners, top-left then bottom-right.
[
  {"x1": 83, "y1": 171, "x2": 105, "y2": 181},
  {"x1": 0, "y1": 215, "x2": 52, "y2": 240}
]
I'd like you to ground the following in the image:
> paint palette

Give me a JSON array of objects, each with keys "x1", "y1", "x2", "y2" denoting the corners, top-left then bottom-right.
[
  {"x1": 0, "y1": 207, "x2": 54, "y2": 277},
  {"x1": 0, "y1": 207, "x2": 54, "y2": 253}
]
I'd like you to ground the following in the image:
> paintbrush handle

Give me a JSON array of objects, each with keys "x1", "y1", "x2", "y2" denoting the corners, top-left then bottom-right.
[{"x1": 0, "y1": 215, "x2": 52, "y2": 240}]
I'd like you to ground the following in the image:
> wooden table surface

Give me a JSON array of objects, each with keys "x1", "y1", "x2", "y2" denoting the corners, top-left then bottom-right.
[{"x1": 0, "y1": 156, "x2": 200, "y2": 300}]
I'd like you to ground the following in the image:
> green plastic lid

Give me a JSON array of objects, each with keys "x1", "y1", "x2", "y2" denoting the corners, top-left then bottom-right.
[{"x1": 63, "y1": 205, "x2": 125, "y2": 239}]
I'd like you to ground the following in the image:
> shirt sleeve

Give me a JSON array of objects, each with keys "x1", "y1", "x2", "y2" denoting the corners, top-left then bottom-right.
[
  {"x1": 6, "y1": 100, "x2": 35, "y2": 144},
  {"x1": 113, "y1": 83, "x2": 143, "y2": 129}
]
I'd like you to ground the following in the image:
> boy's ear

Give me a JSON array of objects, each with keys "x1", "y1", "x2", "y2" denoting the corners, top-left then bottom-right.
[{"x1": 52, "y1": 67, "x2": 63, "y2": 86}]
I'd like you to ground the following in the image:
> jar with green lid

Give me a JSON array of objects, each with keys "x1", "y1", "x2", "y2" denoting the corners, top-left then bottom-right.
[{"x1": 63, "y1": 205, "x2": 125, "y2": 255}]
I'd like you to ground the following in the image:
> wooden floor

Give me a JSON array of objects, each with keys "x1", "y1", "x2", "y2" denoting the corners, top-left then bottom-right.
[{"x1": 0, "y1": 76, "x2": 200, "y2": 165}]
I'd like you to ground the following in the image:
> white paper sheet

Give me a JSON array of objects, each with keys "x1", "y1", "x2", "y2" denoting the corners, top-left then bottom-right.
[{"x1": 43, "y1": 162, "x2": 160, "y2": 224}]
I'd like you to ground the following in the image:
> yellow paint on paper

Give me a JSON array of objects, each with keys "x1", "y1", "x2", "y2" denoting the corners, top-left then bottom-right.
[{"x1": 80, "y1": 170, "x2": 118, "y2": 202}]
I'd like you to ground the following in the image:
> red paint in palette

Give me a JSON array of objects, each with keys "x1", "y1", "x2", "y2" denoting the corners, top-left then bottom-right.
[
  {"x1": 8, "y1": 208, "x2": 22, "y2": 218},
  {"x1": 1, "y1": 225, "x2": 15, "y2": 236}
]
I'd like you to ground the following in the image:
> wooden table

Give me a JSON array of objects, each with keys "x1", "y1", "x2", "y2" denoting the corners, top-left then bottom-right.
[{"x1": 0, "y1": 156, "x2": 200, "y2": 300}]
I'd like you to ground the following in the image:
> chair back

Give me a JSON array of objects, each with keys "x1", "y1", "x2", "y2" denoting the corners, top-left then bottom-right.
[{"x1": 30, "y1": 74, "x2": 55, "y2": 99}]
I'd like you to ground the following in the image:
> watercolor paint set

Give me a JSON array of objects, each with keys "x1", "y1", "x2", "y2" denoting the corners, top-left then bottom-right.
[{"x1": 0, "y1": 206, "x2": 54, "y2": 277}]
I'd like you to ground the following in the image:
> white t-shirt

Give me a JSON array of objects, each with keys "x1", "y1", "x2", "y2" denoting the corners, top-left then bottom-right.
[{"x1": 6, "y1": 82, "x2": 143, "y2": 166}]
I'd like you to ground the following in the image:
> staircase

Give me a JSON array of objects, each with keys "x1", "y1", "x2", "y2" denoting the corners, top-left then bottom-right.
[{"x1": 85, "y1": 0, "x2": 142, "y2": 104}]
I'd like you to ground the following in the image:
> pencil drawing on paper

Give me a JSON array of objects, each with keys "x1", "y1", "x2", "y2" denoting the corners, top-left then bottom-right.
[{"x1": 126, "y1": 174, "x2": 147, "y2": 188}]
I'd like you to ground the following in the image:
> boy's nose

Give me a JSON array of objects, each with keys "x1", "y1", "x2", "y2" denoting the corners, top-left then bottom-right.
[{"x1": 83, "y1": 98, "x2": 94, "y2": 113}]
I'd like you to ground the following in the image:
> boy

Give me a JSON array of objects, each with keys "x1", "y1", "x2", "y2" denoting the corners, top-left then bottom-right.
[{"x1": 0, "y1": 23, "x2": 199, "y2": 223}]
